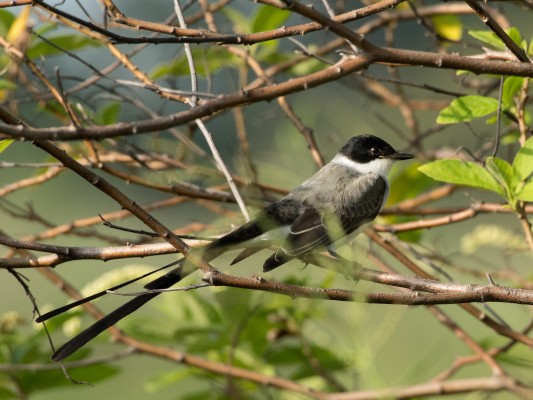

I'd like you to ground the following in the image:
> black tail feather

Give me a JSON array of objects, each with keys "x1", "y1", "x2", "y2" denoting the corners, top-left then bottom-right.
[
  {"x1": 36, "y1": 260, "x2": 182, "y2": 323},
  {"x1": 262, "y1": 250, "x2": 292, "y2": 272},
  {"x1": 51, "y1": 262, "x2": 190, "y2": 362},
  {"x1": 52, "y1": 290, "x2": 159, "y2": 361},
  {"x1": 230, "y1": 247, "x2": 265, "y2": 265},
  {"x1": 48, "y1": 226, "x2": 261, "y2": 361}
]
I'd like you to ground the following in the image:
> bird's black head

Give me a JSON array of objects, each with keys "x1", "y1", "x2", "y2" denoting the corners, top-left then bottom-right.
[{"x1": 339, "y1": 134, "x2": 414, "y2": 163}]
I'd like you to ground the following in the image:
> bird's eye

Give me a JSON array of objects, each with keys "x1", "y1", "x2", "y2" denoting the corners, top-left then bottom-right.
[{"x1": 370, "y1": 147, "x2": 379, "y2": 155}]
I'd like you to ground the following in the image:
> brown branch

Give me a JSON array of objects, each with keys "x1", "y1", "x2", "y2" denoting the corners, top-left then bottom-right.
[
  {"x1": 375, "y1": 204, "x2": 479, "y2": 232},
  {"x1": 23, "y1": 197, "x2": 190, "y2": 242},
  {"x1": 516, "y1": 203, "x2": 533, "y2": 254},
  {"x1": 106, "y1": 0, "x2": 405, "y2": 45},
  {"x1": 99, "y1": 164, "x2": 234, "y2": 202},
  {"x1": 2, "y1": 2, "x2": 532, "y2": 397},
  {"x1": 0, "y1": 108, "x2": 214, "y2": 279},
  {"x1": 114, "y1": 334, "x2": 324, "y2": 398},
  {"x1": 0, "y1": 348, "x2": 138, "y2": 371},
  {"x1": 0, "y1": 166, "x2": 63, "y2": 197},
  {"x1": 465, "y1": 0, "x2": 531, "y2": 63},
  {"x1": 197, "y1": 268, "x2": 533, "y2": 306},
  {"x1": 2, "y1": 48, "x2": 533, "y2": 142},
  {"x1": 0, "y1": 241, "x2": 181, "y2": 268},
  {"x1": 426, "y1": 306, "x2": 504, "y2": 376},
  {"x1": 367, "y1": 250, "x2": 510, "y2": 381},
  {"x1": 366, "y1": 229, "x2": 533, "y2": 347},
  {"x1": 321, "y1": 376, "x2": 532, "y2": 400},
  {"x1": 35, "y1": 259, "x2": 323, "y2": 396},
  {"x1": 0, "y1": 54, "x2": 374, "y2": 141},
  {"x1": 382, "y1": 202, "x2": 533, "y2": 216}
]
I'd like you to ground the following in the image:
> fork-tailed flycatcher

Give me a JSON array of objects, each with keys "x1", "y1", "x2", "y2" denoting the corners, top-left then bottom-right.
[{"x1": 39, "y1": 134, "x2": 413, "y2": 361}]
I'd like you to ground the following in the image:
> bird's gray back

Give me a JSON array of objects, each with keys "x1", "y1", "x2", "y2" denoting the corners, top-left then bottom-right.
[{"x1": 286, "y1": 163, "x2": 387, "y2": 225}]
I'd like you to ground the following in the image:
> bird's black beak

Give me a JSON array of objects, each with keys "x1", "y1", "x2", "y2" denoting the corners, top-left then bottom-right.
[{"x1": 384, "y1": 152, "x2": 415, "y2": 160}]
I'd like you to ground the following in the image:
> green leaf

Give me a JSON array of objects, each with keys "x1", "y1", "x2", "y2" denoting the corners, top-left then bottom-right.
[
  {"x1": 469, "y1": 30, "x2": 506, "y2": 50},
  {"x1": 27, "y1": 35, "x2": 102, "y2": 58},
  {"x1": 95, "y1": 102, "x2": 121, "y2": 125},
  {"x1": 145, "y1": 369, "x2": 195, "y2": 393},
  {"x1": 431, "y1": 15, "x2": 462, "y2": 41},
  {"x1": 266, "y1": 343, "x2": 346, "y2": 380},
  {"x1": 22, "y1": 363, "x2": 119, "y2": 393},
  {"x1": 150, "y1": 46, "x2": 237, "y2": 79},
  {"x1": 0, "y1": 387, "x2": 16, "y2": 400},
  {"x1": 0, "y1": 9, "x2": 15, "y2": 38},
  {"x1": 485, "y1": 156, "x2": 514, "y2": 199},
  {"x1": 388, "y1": 162, "x2": 436, "y2": 205},
  {"x1": 507, "y1": 27, "x2": 523, "y2": 47},
  {"x1": 0, "y1": 79, "x2": 16, "y2": 91},
  {"x1": 32, "y1": 22, "x2": 57, "y2": 36},
  {"x1": 501, "y1": 132, "x2": 520, "y2": 145},
  {"x1": 251, "y1": 6, "x2": 295, "y2": 61},
  {"x1": 461, "y1": 224, "x2": 527, "y2": 254},
  {"x1": 251, "y1": 5, "x2": 291, "y2": 33},
  {"x1": 437, "y1": 96, "x2": 499, "y2": 124},
  {"x1": 515, "y1": 184, "x2": 533, "y2": 202},
  {"x1": 469, "y1": 28, "x2": 522, "y2": 50},
  {"x1": 502, "y1": 76, "x2": 524, "y2": 107},
  {"x1": 221, "y1": 7, "x2": 250, "y2": 34},
  {"x1": 418, "y1": 159, "x2": 505, "y2": 196},
  {"x1": 289, "y1": 57, "x2": 325, "y2": 76},
  {"x1": 512, "y1": 136, "x2": 533, "y2": 201},
  {"x1": 0, "y1": 139, "x2": 13, "y2": 153},
  {"x1": 512, "y1": 136, "x2": 533, "y2": 177}
]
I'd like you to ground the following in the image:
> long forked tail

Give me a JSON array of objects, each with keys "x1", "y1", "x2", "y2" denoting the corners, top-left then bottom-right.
[
  {"x1": 51, "y1": 261, "x2": 190, "y2": 361},
  {"x1": 36, "y1": 260, "x2": 183, "y2": 324},
  {"x1": 47, "y1": 239, "x2": 242, "y2": 361}
]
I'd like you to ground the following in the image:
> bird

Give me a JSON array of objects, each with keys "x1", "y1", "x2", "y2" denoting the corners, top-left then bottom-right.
[{"x1": 38, "y1": 134, "x2": 413, "y2": 361}]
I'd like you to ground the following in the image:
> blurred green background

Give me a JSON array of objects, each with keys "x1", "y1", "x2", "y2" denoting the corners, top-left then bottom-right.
[{"x1": 1, "y1": 1, "x2": 533, "y2": 399}]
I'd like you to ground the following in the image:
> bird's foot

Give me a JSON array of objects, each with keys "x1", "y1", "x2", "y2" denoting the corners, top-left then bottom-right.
[{"x1": 326, "y1": 246, "x2": 361, "y2": 282}]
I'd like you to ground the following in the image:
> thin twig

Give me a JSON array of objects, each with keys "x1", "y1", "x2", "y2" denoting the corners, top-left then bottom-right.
[{"x1": 173, "y1": 0, "x2": 250, "y2": 221}]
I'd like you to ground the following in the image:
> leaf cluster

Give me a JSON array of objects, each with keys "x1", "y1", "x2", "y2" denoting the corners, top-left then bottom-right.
[{"x1": 420, "y1": 137, "x2": 533, "y2": 209}]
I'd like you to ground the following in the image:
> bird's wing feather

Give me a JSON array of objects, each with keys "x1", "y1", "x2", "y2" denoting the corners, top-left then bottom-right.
[
  {"x1": 283, "y1": 207, "x2": 331, "y2": 256},
  {"x1": 340, "y1": 174, "x2": 388, "y2": 234},
  {"x1": 280, "y1": 173, "x2": 387, "y2": 259}
]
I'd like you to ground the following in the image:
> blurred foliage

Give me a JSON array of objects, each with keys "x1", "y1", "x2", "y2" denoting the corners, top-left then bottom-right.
[
  {"x1": 26, "y1": 34, "x2": 102, "y2": 59},
  {"x1": 461, "y1": 224, "x2": 528, "y2": 254},
  {"x1": 0, "y1": 312, "x2": 119, "y2": 399},
  {"x1": 0, "y1": 138, "x2": 13, "y2": 153},
  {"x1": 150, "y1": 45, "x2": 240, "y2": 79},
  {"x1": 431, "y1": 15, "x2": 463, "y2": 41},
  {"x1": 46, "y1": 272, "x2": 349, "y2": 396},
  {"x1": 382, "y1": 162, "x2": 436, "y2": 243}
]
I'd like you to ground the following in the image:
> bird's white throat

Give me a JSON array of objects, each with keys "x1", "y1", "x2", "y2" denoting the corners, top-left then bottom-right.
[{"x1": 331, "y1": 154, "x2": 395, "y2": 178}]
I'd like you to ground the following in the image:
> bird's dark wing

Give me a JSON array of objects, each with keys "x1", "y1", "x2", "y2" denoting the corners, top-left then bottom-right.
[
  {"x1": 285, "y1": 207, "x2": 334, "y2": 254},
  {"x1": 262, "y1": 207, "x2": 332, "y2": 272},
  {"x1": 205, "y1": 197, "x2": 300, "y2": 250},
  {"x1": 263, "y1": 174, "x2": 388, "y2": 272},
  {"x1": 209, "y1": 197, "x2": 304, "y2": 265},
  {"x1": 340, "y1": 174, "x2": 387, "y2": 234}
]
